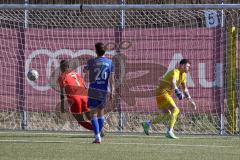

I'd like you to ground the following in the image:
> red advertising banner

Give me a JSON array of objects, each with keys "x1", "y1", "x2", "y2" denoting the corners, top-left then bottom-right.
[{"x1": 0, "y1": 28, "x2": 223, "y2": 114}]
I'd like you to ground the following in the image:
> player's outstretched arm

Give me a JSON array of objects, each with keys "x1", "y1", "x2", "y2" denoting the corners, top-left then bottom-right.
[
  {"x1": 83, "y1": 67, "x2": 88, "y2": 73},
  {"x1": 182, "y1": 83, "x2": 196, "y2": 110},
  {"x1": 172, "y1": 78, "x2": 183, "y2": 100},
  {"x1": 60, "y1": 88, "x2": 65, "y2": 113},
  {"x1": 83, "y1": 61, "x2": 90, "y2": 73},
  {"x1": 188, "y1": 98, "x2": 196, "y2": 110}
]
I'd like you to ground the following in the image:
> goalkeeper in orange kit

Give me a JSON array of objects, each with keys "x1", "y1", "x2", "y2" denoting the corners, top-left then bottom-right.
[
  {"x1": 142, "y1": 59, "x2": 196, "y2": 139},
  {"x1": 58, "y1": 60, "x2": 106, "y2": 137}
]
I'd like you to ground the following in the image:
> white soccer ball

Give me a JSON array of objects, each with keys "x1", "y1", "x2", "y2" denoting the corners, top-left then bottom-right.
[{"x1": 27, "y1": 69, "x2": 39, "y2": 81}]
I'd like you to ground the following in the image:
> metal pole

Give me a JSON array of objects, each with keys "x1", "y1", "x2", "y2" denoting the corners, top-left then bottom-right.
[
  {"x1": 115, "y1": 0, "x2": 125, "y2": 132},
  {"x1": 18, "y1": 0, "x2": 28, "y2": 130},
  {"x1": 1, "y1": 4, "x2": 240, "y2": 10},
  {"x1": 220, "y1": 0, "x2": 225, "y2": 135},
  {"x1": 24, "y1": 0, "x2": 29, "y2": 29}
]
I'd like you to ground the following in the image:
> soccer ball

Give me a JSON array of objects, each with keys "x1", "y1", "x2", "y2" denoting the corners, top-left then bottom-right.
[{"x1": 27, "y1": 69, "x2": 39, "y2": 81}]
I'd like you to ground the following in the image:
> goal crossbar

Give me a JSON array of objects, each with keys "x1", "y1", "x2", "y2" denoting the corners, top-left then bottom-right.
[{"x1": 1, "y1": 4, "x2": 240, "y2": 10}]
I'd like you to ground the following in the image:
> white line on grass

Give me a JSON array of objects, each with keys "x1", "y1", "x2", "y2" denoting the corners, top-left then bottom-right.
[
  {"x1": 1, "y1": 131, "x2": 237, "y2": 139},
  {"x1": 102, "y1": 142, "x2": 234, "y2": 148},
  {"x1": 0, "y1": 139, "x2": 71, "y2": 143},
  {"x1": 0, "y1": 139, "x2": 233, "y2": 148},
  {"x1": 0, "y1": 131, "x2": 167, "y2": 138}
]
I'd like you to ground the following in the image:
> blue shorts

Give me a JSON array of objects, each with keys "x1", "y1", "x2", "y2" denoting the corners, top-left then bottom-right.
[
  {"x1": 88, "y1": 97, "x2": 107, "y2": 109},
  {"x1": 87, "y1": 88, "x2": 107, "y2": 109}
]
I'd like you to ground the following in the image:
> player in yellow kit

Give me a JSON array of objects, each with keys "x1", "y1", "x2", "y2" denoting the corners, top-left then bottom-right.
[{"x1": 142, "y1": 59, "x2": 196, "y2": 139}]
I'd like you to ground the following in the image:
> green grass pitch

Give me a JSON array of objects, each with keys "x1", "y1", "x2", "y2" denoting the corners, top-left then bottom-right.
[{"x1": 0, "y1": 131, "x2": 239, "y2": 160}]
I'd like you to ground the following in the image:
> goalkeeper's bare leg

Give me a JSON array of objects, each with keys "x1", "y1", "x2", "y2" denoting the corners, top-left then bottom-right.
[{"x1": 72, "y1": 113, "x2": 92, "y2": 130}]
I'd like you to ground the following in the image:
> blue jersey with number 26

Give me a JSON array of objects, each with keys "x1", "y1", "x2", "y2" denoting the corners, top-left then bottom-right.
[{"x1": 85, "y1": 57, "x2": 114, "y2": 91}]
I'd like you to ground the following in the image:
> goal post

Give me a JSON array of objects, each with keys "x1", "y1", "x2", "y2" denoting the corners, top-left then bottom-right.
[
  {"x1": 227, "y1": 26, "x2": 237, "y2": 134},
  {"x1": 0, "y1": 4, "x2": 239, "y2": 135},
  {"x1": 2, "y1": 4, "x2": 240, "y2": 10}
]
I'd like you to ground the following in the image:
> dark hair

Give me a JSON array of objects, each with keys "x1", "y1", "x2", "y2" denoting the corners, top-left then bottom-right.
[
  {"x1": 60, "y1": 60, "x2": 70, "y2": 70},
  {"x1": 179, "y1": 59, "x2": 191, "y2": 65},
  {"x1": 95, "y1": 42, "x2": 105, "y2": 56}
]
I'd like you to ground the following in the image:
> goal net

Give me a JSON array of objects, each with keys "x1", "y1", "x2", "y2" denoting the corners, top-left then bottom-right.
[{"x1": 0, "y1": 5, "x2": 239, "y2": 135}]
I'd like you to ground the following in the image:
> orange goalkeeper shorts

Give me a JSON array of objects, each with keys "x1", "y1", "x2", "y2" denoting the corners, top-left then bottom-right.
[{"x1": 67, "y1": 96, "x2": 90, "y2": 114}]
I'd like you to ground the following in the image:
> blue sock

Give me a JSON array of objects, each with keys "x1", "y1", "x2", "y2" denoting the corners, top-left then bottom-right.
[
  {"x1": 98, "y1": 116, "x2": 105, "y2": 132},
  {"x1": 91, "y1": 116, "x2": 99, "y2": 136}
]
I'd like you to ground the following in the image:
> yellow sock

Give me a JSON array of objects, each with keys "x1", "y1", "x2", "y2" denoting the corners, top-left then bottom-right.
[
  {"x1": 169, "y1": 107, "x2": 180, "y2": 129},
  {"x1": 152, "y1": 111, "x2": 171, "y2": 125}
]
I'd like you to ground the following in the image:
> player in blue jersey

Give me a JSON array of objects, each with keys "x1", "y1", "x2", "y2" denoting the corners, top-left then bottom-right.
[{"x1": 84, "y1": 42, "x2": 115, "y2": 144}]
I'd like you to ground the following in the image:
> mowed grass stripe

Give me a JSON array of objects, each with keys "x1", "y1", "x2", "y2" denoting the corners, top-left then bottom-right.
[{"x1": 0, "y1": 139, "x2": 234, "y2": 148}]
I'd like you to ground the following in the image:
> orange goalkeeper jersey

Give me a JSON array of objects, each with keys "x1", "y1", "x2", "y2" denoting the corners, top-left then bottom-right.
[{"x1": 58, "y1": 70, "x2": 87, "y2": 97}]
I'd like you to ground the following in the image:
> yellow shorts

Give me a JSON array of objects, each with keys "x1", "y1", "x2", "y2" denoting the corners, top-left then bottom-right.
[{"x1": 156, "y1": 93, "x2": 176, "y2": 110}]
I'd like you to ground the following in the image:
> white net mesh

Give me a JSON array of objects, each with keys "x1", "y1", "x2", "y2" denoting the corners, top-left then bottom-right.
[{"x1": 0, "y1": 7, "x2": 239, "y2": 134}]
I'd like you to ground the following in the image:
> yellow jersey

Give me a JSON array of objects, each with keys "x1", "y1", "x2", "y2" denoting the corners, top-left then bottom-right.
[{"x1": 156, "y1": 69, "x2": 187, "y2": 95}]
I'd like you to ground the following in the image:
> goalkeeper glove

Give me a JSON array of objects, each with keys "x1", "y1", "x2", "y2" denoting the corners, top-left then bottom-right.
[{"x1": 175, "y1": 88, "x2": 183, "y2": 100}]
